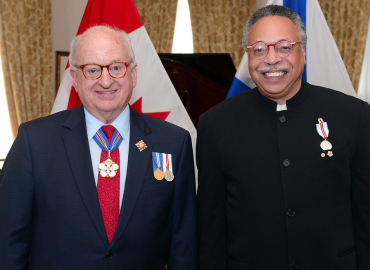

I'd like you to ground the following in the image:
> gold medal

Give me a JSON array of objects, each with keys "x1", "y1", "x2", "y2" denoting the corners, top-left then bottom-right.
[
  {"x1": 153, "y1": 152, "x2": 164, "y2": 180},
  {"x1": 164, "y1": 170, "x2": 174, "y2": 182},
  {"x1": 154, "y1": 168, "x2": 164, "y2": 180},
  {"x1": 98, "y1": 156, "x2": 119, "y2": 178}
]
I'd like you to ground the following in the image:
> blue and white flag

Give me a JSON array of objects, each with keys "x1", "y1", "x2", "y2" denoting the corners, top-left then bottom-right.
[{"x1": 226, "y1": 0, "x2": 356, "y2": 99}]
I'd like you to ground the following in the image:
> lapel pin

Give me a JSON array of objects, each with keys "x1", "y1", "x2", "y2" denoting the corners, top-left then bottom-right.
[{"x1": 135, "y1": 140, "x2": 147, "y2": 152}]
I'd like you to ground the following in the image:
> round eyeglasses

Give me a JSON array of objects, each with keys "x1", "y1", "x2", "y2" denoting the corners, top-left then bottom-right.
[
  {"x1": 75, "y1": 62, "x2": 130, "y2": 80},
  {"x1": 247, "y1": 40, "x2": 302, "y2": 60}
]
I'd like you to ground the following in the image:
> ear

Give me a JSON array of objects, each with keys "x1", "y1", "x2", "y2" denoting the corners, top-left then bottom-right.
[
  {"x1": 302, "y1": 48, "x2": 306, "y2": 65},
  {"x1": 70, "y1": 68, "x2": 79, "y2": 92},
  {"x1": 131, "y1": 63, "x2": 138, "y2": 88}
]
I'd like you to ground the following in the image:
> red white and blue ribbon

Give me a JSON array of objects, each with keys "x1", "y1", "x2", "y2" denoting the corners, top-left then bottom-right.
[
  {"x1": 93, "y1": 127, "x2": 123, "y2": 154},
  {"x1": 152, "y1": 152, "x2": 164, "y2": 172},
  {"x1": 163, "y1": 153, "x2": 173, "y2": 174}
]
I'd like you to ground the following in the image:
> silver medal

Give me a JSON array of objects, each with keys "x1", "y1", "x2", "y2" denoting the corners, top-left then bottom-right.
[
  {"x1": 320, "y1": 140, "x2": 332, "y2": 151},
  {"x1": 164, "y1": 170, "x2": 174, "y2": 182}
]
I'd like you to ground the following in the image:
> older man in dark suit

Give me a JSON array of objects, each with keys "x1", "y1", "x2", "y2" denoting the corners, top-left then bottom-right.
[
  {"x1": 0, "y1": 25, "x2": 198, "y2": 270},
  {"x1": 197, "y1": 5, "x2": 370, "y2": 270}
]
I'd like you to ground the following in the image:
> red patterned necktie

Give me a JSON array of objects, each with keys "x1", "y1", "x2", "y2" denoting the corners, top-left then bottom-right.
[{"x1": 97, "y1": 125, "x2": 120, "y2": 244}]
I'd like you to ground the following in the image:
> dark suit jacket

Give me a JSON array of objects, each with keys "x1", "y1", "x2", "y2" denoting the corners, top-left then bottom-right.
[
  {"x1": 0, "y1": 106, "x2": 198, "y2": 270},
  {"x1": 197, "y1": 81, "x2": 370, "y2": 270}
]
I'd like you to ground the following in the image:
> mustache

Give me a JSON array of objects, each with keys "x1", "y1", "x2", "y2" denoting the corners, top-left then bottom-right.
[{"x1": 258, "y1": 65, "x2": 289, "y2": 73}]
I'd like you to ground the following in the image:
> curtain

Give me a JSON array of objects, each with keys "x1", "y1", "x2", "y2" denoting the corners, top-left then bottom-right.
[
  {"x1": 0, "y1": 0, "x2": 52, "y2": 138},
  {"x1": 134, "y1": 0, "x2": 178, "y2": 53},
  {"x1": 318, "y1": 0, "x2": 370, "y2": 91},
  {"x1": 188, "y1": 0, "x2": 256, "y2": 68}
]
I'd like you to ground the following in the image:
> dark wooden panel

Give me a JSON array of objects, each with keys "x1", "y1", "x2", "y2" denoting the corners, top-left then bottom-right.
[
  {"x1": 160, "y1": 56, "x2": 234, "y2": 127},
  {"x1": 159, "y1": 53, "x2": 236, "y2": 88}
]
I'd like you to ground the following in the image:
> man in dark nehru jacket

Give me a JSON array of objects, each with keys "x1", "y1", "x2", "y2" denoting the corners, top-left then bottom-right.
[
  {"x1": 197, "y1": 5, "x2": 370, "y2": 270},
  {"x1": 0, "y1": 25, "x2": 198, "y2": 269}
]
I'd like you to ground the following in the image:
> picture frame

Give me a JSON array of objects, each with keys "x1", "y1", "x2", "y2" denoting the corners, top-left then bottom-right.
[{"x1": 55, "y1": 51, "x2": 70, "y2": 95}]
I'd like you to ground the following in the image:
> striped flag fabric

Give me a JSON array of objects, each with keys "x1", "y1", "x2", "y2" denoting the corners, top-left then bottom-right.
[
  {"x1": 51, "y1": 0, "x2": 197, "y2": 149},
  {"x1": 226, "y1": 0, "x2": 356, "y2": 99}
]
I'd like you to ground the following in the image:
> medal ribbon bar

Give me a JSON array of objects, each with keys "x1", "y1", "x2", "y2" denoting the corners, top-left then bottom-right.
[
  {"x1": 316, "y1": 118, "x2": 329, "y2": 140},
  {"x1": 152, "y1": 152, "x2": 164, "y2": 172},
  {"x1": 164, "y1": 153, "x2": 173, "y2": 173}
]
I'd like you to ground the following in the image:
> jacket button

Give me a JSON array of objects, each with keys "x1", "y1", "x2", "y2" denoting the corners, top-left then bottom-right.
[
  {"x1": 279, "y1": 116, "x2": 286, "y2": 123},
  {"x1": 106, "y1": 252, "x2": 114, "y2": 259},
  {"x1": 287, "y1": 209, "x2": 295, "y2": 217},
  {"x1": 283, "y1": 159, "x2": 290, "y2": 167},
  {"x1": 292, "y1": 262, "x2": 299, "y2": 269}
]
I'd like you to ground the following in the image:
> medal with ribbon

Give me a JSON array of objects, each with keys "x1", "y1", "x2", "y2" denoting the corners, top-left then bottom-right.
[
  {"x1": 152, "y1": 152, "x2": 164, "y2": 180},
  {"x1": 316, "y1": 118, "x2": 333, "y2": 157},
  {"x1": 94, "y1": 127, "x2": 123, "y2": 177},
  {"x1": 163, "y1": 153, "x2": 174, "y2": 182}
]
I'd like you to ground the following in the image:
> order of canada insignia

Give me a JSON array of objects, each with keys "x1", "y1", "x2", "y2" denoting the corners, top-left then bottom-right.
[{"x1": 98, "y1": 156, "x2": 119, "y2": 178}]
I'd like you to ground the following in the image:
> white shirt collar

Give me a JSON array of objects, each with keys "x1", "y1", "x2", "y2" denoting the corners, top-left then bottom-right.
[{"x1": 276, "y1": 104, "x2": 287, "y2": 111}]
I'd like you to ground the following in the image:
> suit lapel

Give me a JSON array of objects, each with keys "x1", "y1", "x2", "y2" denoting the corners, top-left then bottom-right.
[
  {"x1": 62, "y1": 106, "x2": 109, "y2": 247},
  {"x1": 110, "y1": 107, "x2": 152, "y2": 247}
]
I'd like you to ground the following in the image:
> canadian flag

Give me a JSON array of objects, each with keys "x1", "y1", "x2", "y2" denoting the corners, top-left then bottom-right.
[{"x1": 51, "y1": 0, "x2": 197, "y2": 150}]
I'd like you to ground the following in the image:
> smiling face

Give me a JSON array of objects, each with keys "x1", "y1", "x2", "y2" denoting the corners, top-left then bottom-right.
[
  {"x1": 247, "y1": 16, "x2": 306, "y2": 104},
  {"x1": 70, "y1": 27, "x2": 138, "y2": 124}
]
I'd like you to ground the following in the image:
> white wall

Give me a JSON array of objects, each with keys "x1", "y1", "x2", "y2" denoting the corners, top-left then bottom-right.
[{"x1": 52, "y1": 0, "x2": 88, "y2": 95}]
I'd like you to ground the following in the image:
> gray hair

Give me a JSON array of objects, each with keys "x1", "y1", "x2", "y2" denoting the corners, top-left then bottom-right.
[
  {"x1": 69, "y1": 25, "x2": 135, "y2": 69},
  {"x1": 242, "y1": 5, "x2": 307, "y2": 51}
]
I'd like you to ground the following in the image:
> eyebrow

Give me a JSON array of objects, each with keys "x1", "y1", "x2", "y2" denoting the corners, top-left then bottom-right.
[
  {"x1": 84, "y1": 60, "x2": 123, "y2": 65},
  {"x1": 253, "y1": 39, "x2": 290, "y2": 44}
]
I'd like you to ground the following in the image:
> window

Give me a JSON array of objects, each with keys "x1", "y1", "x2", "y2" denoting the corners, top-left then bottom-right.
[
  {"x1": 172, "y1": 0, "x2": 193, "y2": 53},
  {"x1": 0, "y1": 56, "x2": 13, "y2": 168}
]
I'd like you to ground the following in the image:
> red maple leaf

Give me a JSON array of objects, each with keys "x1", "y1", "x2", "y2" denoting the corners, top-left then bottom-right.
[{"x1": 131, "y1": 97, "x2": 171, "y2": 121}]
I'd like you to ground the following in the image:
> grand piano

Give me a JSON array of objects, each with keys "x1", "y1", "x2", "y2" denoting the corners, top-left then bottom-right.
[{"x1": 158, "y1": 53, "x2": 236, "y2": 127}]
